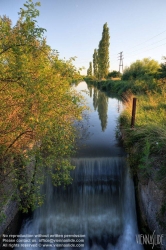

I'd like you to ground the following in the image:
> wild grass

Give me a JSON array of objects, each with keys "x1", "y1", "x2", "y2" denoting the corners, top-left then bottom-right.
[
  {"x1": 119, "y1": 90, "x2": 166, "y2": 190},
  {"x1": 87, "y1": 76, "x2": 166, "y2": 96}
]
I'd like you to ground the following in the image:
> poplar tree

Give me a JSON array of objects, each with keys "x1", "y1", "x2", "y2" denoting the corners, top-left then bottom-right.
[
  {"x1": 93, "y1": 49, "x2": 98, "y2": 78},
  {"x1": 98, "y1": 23, "x2": 110, "y2": 79},
  {"x1": 87, "y1": 62, "x2": 92, "y2": 76}
]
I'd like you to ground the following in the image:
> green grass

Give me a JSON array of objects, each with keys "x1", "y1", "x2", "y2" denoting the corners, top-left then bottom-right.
[
  {"x1": 119, "y1": 90, "x2": 166, "y2": 190},
  {"x1": 86, "y1": 76, "x2": 165, "y2": 96}
]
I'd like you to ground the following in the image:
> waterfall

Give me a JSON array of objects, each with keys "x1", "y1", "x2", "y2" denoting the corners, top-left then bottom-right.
[{"x1": 16, "y1": 157, "x2": 143, "y2": 250}]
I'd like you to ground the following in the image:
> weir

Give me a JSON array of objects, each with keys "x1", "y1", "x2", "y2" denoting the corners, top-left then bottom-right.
[{"x1": 17, "y1": 157, "x2": 143, "y2": 249}]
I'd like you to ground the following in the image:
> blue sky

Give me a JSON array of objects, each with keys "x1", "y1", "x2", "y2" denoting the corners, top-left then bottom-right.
[{"x1": 1, "y1": 0, "x2": 166, "y2": 75}]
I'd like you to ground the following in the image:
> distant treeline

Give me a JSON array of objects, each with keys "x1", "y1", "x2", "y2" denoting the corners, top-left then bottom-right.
[{"x1": 85, "y1": 57, "x2": 166, "y2": 95}]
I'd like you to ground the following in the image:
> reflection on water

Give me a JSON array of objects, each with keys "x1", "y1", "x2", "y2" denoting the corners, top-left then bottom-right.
[
  {"x1": 97, "y1": 91, "x2": 108, "y2": 131},
  {"x1": 75, "y1": 82, "x2": 124, "y2": 157},
  {"x1": 93, "y1": 87, "x2": 98, "y2": 111},
  {"x1": 87, "y1": 85, "x2": 109, "y2": 131}
]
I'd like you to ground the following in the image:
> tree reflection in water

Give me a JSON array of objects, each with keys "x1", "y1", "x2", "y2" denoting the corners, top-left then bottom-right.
[{"x1": 87, "y1": 85, "x2": 109, "y2": 131}]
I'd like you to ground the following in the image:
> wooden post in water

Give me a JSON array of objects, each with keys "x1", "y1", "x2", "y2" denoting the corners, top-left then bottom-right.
[{"x1": 131, "y1": 98, "x2": 137, "y2": 128}]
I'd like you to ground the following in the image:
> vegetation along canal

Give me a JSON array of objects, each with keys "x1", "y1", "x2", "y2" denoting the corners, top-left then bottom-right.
[{"x1": 15, "y1": 81, "x2": 143, "y2": 250}]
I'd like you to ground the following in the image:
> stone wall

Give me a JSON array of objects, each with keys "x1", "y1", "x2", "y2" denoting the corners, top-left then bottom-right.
[
  {"x1": 0, "y1": 159, "x2": 34, "y2": 243},
  {"x1": 0, "y1": 199, "x2": 19, "y2": 236},
  {"x1": 137, "y1": 176, "x2": 166, "y2": 250}
]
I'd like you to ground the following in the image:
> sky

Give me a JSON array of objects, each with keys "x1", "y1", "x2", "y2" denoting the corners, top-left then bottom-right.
[{"x1": 1, "y1": 0, "x2": 166, "y2": 75}]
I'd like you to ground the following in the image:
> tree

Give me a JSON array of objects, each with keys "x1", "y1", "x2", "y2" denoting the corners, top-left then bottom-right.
[
  {"x1": 98, "y1": 23, "x2": 110, "y2": 79},
  {"x1": 87, "y1": 62, "x2": 92, "y2": 77},
  {"x1": 159, "y1": 56, "x2": 166, "y2": 78},
  {"x1": 93, "y1": 49, "x2": 98, "y2": 78},
  {"x1": 0, "y1": 0, "x2": 85, "y2": 213},
  {"x1": 107, "y1": 70, "x2": 121, "y2": 78},
  {"x1": 122, "y1": 58, "x2": 160, "y2": 80}
]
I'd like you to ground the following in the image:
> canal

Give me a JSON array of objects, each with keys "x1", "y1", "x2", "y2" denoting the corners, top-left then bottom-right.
[{"x1": 15, "y1": 81, "x2": 143, "y2": 250}]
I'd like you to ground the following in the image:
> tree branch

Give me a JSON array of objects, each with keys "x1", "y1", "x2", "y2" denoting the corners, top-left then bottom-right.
[
  {"x1": 0, "y1": 43, "x2": 27, "y2": 55},
  {"x1": 4, "y1": 130, "x2": 33, "y2": 155},
  {"x1": 0, "y1": 77, "x2": 21, "y2": 82}
]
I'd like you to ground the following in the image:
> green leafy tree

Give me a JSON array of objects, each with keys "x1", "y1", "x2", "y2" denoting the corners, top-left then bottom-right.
[
  {"x1": 122, "y1": 58, "x2": 160, "y2": 80},
  {"x1": 0, "y1": 0, "x2": 85, "y2": 213},
  {"x1": 98, "y1": 23, "x2": 110, "y2": 79},
  {"x1": 93, "y1": 49, "x2": 98, "y2": 78},
  {"x1": 87, "y1": 61, "x2": 92, "y2": 77},
  {"x1": 107, "y1": 70, "x2": 121, "y2": 78},
  {"x1": 159, "y1": 56, "x2": 166, "y2": 78}
]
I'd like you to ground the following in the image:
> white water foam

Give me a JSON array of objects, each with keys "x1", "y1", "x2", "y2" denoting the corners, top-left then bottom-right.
[{"x1": 15, "y1": 157, "x2": 143, "y2": 250}]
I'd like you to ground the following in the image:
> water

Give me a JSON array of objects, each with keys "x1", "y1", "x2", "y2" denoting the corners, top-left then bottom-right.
[{"x1": 16, "y1": 82, "x2": 143, "y2": 250}]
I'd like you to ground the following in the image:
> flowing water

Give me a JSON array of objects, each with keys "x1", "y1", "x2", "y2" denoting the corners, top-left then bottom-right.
[{"x1": 16, "y1": 82, "x2": 143, "y2": 250}]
